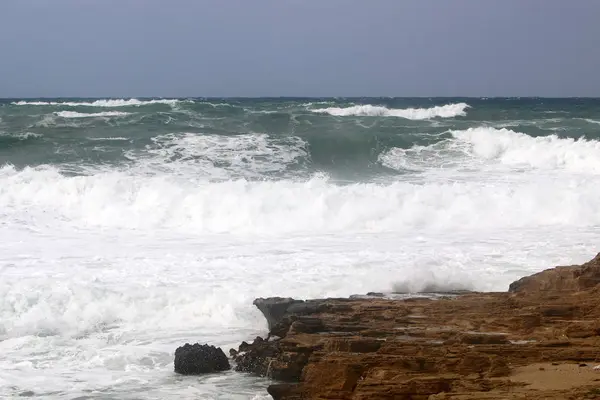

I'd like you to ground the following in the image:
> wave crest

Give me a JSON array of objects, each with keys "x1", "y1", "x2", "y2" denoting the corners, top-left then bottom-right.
[
  {"x1": 12, "y1": 99, "x2": 183, "y2": 107},
  {"x1": 126, "y1": 132, "x2": 308, "y2": 179},
  {"x1": 55, "y1": 111, "x2": 131, "y2": 118},
  {"x1": 2, "y1": 165, "x2": 599, "y2": 235},
  {"x1": 380, "y1": 127, "x2": 600, "y2": 174},
  {"x1": 311, "y1": 103, "x2": 469, "y2": 119}
]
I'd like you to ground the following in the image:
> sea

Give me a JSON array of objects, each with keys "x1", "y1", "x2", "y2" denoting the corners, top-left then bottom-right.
[{"x1": 1, "y1": 97, "x2": 599, "y2": 399}]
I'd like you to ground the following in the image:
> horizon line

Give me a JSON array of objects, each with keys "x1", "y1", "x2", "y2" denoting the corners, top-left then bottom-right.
[{"x1": 2, "y1": 96, "x2": 600, "y2": 100}]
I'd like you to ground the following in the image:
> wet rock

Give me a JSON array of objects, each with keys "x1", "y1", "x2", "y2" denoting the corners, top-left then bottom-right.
[
  {"x1": 267, "y1": 383, "x2": 303, "y2": 400},
  {"x1": 232, "y1": 335, "x2": 280, "y2": 376},
  {"x1": 174, "y1": 343, "x2": 230, "y2": 375},
  {"x1": 253, "y1": 297, "x2": 304, "y2": 331}
]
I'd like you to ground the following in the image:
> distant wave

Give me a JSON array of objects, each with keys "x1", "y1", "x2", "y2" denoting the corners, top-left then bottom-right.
[
  {"x1": 0, "y1": 131, "x2": 42, "y2": 140},
  {"x1": 580, "y1": 118, "x2": 600, "y2": 125},
  {"x1": 12, "y1": 99, "x2": 183, "y2": 107},
  {"x1": 310, "y1": 103, "x2": 469, "y2": 119},
  {"x1": 87, "y1": 137, "x2": 130, "y2": 141},
  {"x1": 54, "y1": 111, "x2": 131, "y2": 118}
]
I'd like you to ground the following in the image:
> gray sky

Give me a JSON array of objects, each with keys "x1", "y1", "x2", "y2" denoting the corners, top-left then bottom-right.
[{"x1": 1, "y1": 0, "x2": 599, "y2": 97}]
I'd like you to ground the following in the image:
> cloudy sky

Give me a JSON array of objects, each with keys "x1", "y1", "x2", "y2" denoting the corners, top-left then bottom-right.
[{"x1": 0, "y1": 0, "x2": 598, "y2": 97}]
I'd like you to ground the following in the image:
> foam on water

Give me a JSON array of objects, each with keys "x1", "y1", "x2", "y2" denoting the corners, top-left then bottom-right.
[
  {"x1": 1, "y1": 164, "x2": 600, "y2": 237},
  {"x1": 12, "y1": 99, "x2": 183, "y2": 107},
  {"x1": 87, "y1": 137, "x2": 130, "y2": 141},
  {"x1": 1, "y1": 164, "x2": 599, "y2": 398},
  {"x1": 380, "y1": 126, "x2": 600, "y2": 174},
  {"x1": 581, "y1": 118, "x2": 600, "y2": 125},
  {"x1": 0, "y1": 131, "x2": 42, "y2": 140},
  {"x1": 126, "y1": 132, "x2": 308, "y2": 179},
  {"x1": 311, "y1": 103, "x2": 469, "y2": 119},
  {"x1": 54, "y1": 111, "x2": 131, "y2": 118},
  {"x1": 2, "y1": 101, "x2": 600, "y2": 398}
]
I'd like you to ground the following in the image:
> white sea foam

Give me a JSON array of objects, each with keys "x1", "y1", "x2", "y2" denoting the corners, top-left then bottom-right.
[
  {"x1": 380, "y1": 127, "x2": 600, "y2": 174},
  {"x1": 12, "y1": 99, "x2": 184, "y2": 107},
  {"x1": 1, "y1": 158, "x2": 599, "y2": 398},
  {"x1": 580, "y1": 118, "x2": 600, "y2": 125},
  {"x1": 55, "y1": 111, "x2": 131, "y2": 118},
  {"x1": 87, "y1": 137, "x2": 130, "y2": 141},
  {"x1": 0, "y1": 131, "x2": 42, "y2": 139},
  {"x1": 311, "y1": 103, "x2": 469, "y2": 119},
  {"x1": 3, "y1": 118, "x2": 600, "y2": 398},
  {"x1": 127, "y1": 132, "x2": 308, "y2": 179},
  {"x1": 2, "y1": 164, "x2": 600, "y2": 235}
]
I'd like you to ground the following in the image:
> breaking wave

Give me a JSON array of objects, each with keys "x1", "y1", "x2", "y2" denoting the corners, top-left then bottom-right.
[
  {"x1": 12, "y1": 98, "x2": 183, "y2": 107},
  {"x1": 1, "y1": 165, "x2": 599, "y2": 235},
  {"x1": 311, "y1": 103, "x2": 469, "y2": 119},
  {"x1": 0, "y1": 131, "x2": 42, "y2": 140},
  {"x1": 380, "y1": 127, "x2": 600, "y2": 174},
  {"x1": 126, "y1": 132, "x2": 308, "y2": 179},
  {"x1": 54, "y1": 111, "x2": 131, "y2": 118}
]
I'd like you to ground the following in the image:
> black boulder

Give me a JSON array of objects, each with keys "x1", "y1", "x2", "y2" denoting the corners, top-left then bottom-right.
[{"x1": 174, "y1": 343, "x2": 231, "y2": 375}]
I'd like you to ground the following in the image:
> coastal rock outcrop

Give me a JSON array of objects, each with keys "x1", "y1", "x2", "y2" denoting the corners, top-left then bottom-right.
[
  {"x1": 509, "y1": 252, "x2": 600, "y2": 293},
  {"x1": 174, "y1": 343, "x2": 230, "y2": 375},
  {"x1": 232, "y1": 253, "x2": 600, "y2": 399}
]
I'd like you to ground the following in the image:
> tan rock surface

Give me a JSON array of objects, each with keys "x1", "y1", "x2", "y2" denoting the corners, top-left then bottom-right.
[{"x1": 233, "y1": 253, "x2": 600, "y2": 399}]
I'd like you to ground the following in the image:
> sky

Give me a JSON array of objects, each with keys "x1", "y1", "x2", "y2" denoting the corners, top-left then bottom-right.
[{"x1": 0, "y1": 0, "x2": 599, "y2": 98}]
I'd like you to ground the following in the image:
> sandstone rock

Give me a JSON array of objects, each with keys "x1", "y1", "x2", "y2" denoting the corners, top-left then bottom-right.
[
  {"x1": 488, "y1": 356, "x2": 511, "y2": 377},
  {"x1": 458, "y1": 332, "x2": 510, "y2": 345},
  {"x1": 233, "y1": 252, "x2": 600, "y2": 399},
  {"x1": 173, "y1": 343, "x2": 230, "y2": 375},
  {"x1": 509, "y1": 252, "x2": 600, "y2": 293}
]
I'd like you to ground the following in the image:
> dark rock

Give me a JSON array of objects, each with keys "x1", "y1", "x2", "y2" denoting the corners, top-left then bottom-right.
[
  {"x1": 174, "y1": 343, "x2": 230, "y2": 375},
  {"x1": 267, "y1": 383, "x2": 303, "y2": 400},
  {"x1": 286, "y1": 300, "x2": 323, "y2": 315},
  {"x1": 233, "y1": 336, "x2": 280, "y2": 376},
  {"x1": 253, "y1": 297, "x2": 304, "y2": 331}
]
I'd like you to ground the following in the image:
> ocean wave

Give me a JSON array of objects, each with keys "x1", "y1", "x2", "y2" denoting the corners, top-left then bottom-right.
[
  {"x1": 54, "y1": 111, "x2": 131, "y2": 118},
  {"x1": 87, "y1": 137, "x2": 130, "y2": 141},
  {"x1": 380, "y1": 127, "x2": 600, "y2": 174},
  {"x1": 126, "y1": 132, "x2": 308, "y2": 179},
  {"x1": 12, "y1": 99, "x2": 184, "y2": 107},
  {"x1": 0, "y1": 131, "x2": 42, "y2": 140},
  {"x1": 1, "y1": 166, "x2": 599, "y2": 235},
  {"x1": 310, "y1": 103, "x2": 469, "y2": 119},
  {"x1": 580, "y1": 118, "x2": 600, "y2": 125}
]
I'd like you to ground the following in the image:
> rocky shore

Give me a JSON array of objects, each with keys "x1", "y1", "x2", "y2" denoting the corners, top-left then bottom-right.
[{"x1": 228, "y1": 253, "x2": 600, "y2": 399}]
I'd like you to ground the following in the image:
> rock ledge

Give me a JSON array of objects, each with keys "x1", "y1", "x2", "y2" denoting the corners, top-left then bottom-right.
[{"x1": 233, "y1": 253, "x2": 600, "y2": 399}]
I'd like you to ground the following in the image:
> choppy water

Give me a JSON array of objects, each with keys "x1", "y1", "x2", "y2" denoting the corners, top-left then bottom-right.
[{"x1": 1, "y1": 97, "x2": 599, "y2": 398}]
